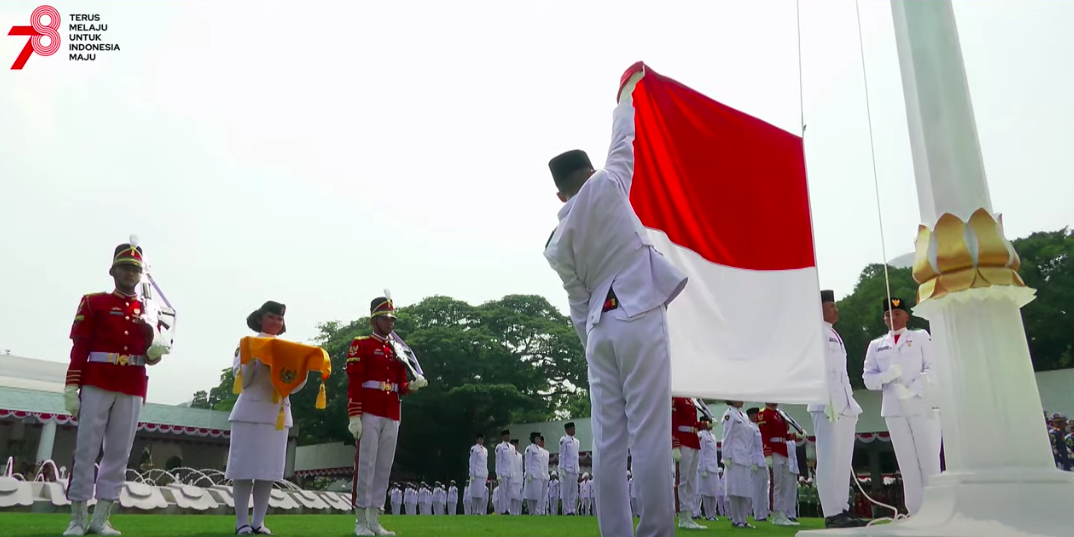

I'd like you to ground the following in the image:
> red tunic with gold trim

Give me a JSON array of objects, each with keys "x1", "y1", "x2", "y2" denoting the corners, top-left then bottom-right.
[
  {"x1": 757, "y1": 407, "x2": 790, "y2": 457},
  {"x1": 345, "y1": 333, "x2": 415, "y2": 421},
  {"x1": 67, "y1": 291, "x2": 154, "y2": 398},
  {"x1": 672, "y1": 397, "x2": 701, "y2": 450}
]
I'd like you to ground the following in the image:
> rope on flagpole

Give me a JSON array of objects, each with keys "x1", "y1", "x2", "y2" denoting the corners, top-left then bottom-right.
[
  {"x1": 854, "y1": 0, "x2": 897, "y2": 324},
  {"x1": 796, "y1": 0, "x2": 806, "y2": 133},
  {"x1": 854, "y1": 1, "x2": 906, "y2": 522}
]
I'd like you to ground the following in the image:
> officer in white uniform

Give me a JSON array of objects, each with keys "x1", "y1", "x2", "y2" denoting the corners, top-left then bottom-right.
[
  {"x1": 494, "y1": 430, "x2": 513, "y2": 514},
  {"x1": 746, "y1": 408, "x2": 770, "y2": 521},
  {"x1": 446, "y1": 480, "x2": 458, "y2": 515},
  {"x1": 226, "y1": 301, "x2": 306, "y2": 536},
  {"x1": 863, "y1": 297, "x2": 940, "y2": 517},
  {"x1": 523, "y1": 433, "x2": 543, "y2": 514},
  {"x1": 389, "y1": 484, "x2": 402, "y2": 515},
  {"x1": 697, "y1": 416, "x2": 720, "y2": 521},
  {"x1": 544, "y1": 66, "x2": 685, "y2": 537},
  {"x1": 721, "y1": 402, "x2": 755, "y2": 528},
  {"x1": 809, "y1": 290, "x2": 867, "y2": 528},
  {"x1": 510, "y1": 439, "x2": 524, "y2": 515},
  {"x1": 468, "y1": 433, "x2": 488, "y2": 515},
  {"x1": 558, "y1": 423, "x2": 581, "y2": 515}
]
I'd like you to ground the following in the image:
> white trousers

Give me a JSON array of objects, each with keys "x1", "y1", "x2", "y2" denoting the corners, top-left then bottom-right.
[
  {"x1": 587, "y1": 305, "x2": 674, "y2": 537},
  {"x1": 67, "y1": 385, "x2": 143, "y2": 502},
  {"x1": 560, "y1": 474, "x2": 578, "y2": 514},
  {"x1": 353, "y1": 413, "x2": 399, "y2": 510},
  {"x1": 468, "y1": 482, "x2": 487, "y2": 515},
  {"x1": 447, "y1": 497, "x2": 457, "y2": 515},
  {"x1": 405, "y1": 501, "x2": 416, "y2": 515},
  {"x1": 391, "y1": 499, "x2": 402, "y2": 514},
  {"x1": 677, "y1": 446, "x2": 700, "y2": 513},
  {"x1": 811, "y1": 412, "x2": 857, "y2": 518},
  {"x1": 886, "y1": 414, "x2": 941, "y2": 516},
  {"x1": 751, "y1": 466, "x2": 770, "y2": 520},
  {"x1": 769, "y1": 453, "x2": 791, "y2": 515},
  {"x1": 701, "y1": 495, "x2": 717, "y2": 519}
]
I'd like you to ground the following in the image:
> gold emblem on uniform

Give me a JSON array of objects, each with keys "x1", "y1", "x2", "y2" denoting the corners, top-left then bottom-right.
[
  {"x1": 117, "y1": 355, "x2": 130, "y2": 366},
  {"x1": 907, "y1": 340, "x2": 913, "y2": 347},
  {"x1": 892, "y1": 299, "x2": 901, "y2": 307},
  {"x1": 280, "y1": 368, "x2": 297, "y2": 384}
]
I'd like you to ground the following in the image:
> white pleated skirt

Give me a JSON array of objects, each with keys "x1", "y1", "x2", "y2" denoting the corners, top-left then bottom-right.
[
  {"x1": 724, "y1": 463, "x2": 753, "y2": 498},
  {"x1": 225, "y1": 422, "x2": 289, "y2": 481}
]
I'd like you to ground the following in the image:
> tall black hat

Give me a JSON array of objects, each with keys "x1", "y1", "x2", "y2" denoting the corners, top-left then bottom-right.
[
  {"x1": 882, "y1": 297, "x2": 910, "y2": 316},
  {"x1": 549, "y1": 150, "x2": 593, "y2": 190},
  {"x1": 247, "y1": 301, "x2": 286, "y2": 335}
]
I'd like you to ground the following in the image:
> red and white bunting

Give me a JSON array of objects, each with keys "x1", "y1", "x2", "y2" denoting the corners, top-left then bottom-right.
[{"x1": 0, "y1": 408, "x2": 230, "y2": 438}]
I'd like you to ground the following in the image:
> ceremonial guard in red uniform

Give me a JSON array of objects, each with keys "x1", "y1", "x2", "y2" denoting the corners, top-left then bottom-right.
[
  {"x1": 63, "y1": 244, "x2": 157, "y2": 536},
  {"x1": 348, "y1": 296, "x2": 428, "y2": 536},
  {"x1": 672, "y1": 397, "x2": 705, "y2": 530},
  {"x1": 757, "y1": 404, "x2": 797, "y2": 526}
]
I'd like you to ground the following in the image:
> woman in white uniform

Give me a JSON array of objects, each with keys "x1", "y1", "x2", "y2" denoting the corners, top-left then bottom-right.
[{"x1": 225, "y1": 301, "x2": 305, "y2": 535}]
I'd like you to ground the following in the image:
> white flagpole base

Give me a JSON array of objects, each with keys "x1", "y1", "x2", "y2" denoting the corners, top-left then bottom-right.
[{"x1": 797, "y1": 468, "x2": 1074, "y2": 536}]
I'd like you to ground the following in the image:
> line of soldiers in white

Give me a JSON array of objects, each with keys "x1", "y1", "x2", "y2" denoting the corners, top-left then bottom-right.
[{"x1": 387, "y1": 482, "x2": 457, "y2": 515}]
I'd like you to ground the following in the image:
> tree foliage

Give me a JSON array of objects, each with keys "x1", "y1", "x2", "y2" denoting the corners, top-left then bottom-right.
[
  {"x1": 834, "y1": 229, "x2": 1073, "y2": 387},
  {"x1": 193, "y1": 294, "x2": 587, "y2": 483}
]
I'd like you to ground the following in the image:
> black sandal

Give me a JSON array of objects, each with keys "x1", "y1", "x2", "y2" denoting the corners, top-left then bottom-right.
[
  {"x1": 253, "y1": 526, "x2": 272, "y2": 535},
  {"x1": 235, "y1": 525, "x2": 253, "y2": 535}
]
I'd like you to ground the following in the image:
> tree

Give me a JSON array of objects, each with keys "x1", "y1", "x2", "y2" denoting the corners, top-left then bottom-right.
[
  {"x1": 191, "y1": 293, "x2": 588, "y2": 483},
  {"x1": 832, "y1": 264, "x2": 927, "y2": 389},
  {"x1": 1013, "y1": 229, "x2": 1074, "y2": 370},
  {"x1": 833, "y1": 228, "x2": 1074, "y2": 385}
]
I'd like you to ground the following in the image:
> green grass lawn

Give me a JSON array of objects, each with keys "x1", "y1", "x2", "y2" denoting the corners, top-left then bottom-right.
[{"x1": 0, "y1": 513, "x2": 826, "y2": 536}]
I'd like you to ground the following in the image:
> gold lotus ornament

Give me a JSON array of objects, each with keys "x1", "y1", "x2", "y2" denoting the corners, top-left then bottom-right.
[{"x1": 912, "y1": 208, "x2": 1027, "y2": 304}]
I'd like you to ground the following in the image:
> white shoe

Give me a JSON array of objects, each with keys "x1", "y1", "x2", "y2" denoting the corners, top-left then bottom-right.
[
  {"x1": 354, "y1": 508, "x2": 375, "y2": 537},
  {"x1": 87, "y1": 500, "x2": 122, "y2": 536},
  {"x1": 677, "y1": 511, "x2": 707, "y2": 530},
  {"x1": 773, "y1": 513, "x2": 796, "y2": 526},
  {"x1": 367, "y1": 507, "x2": 396, "y2": 536},
  {"x1": 63, "y1": 501, "x2": 88, "y2": 536}
]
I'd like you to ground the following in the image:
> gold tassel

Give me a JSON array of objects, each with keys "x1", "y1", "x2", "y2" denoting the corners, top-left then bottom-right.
[
  {"x1": 271, "y1": 391, "x2": 280, "y2": 404},
  {"x1": 315, "y1": 381, "x2": 327, "y2": 409},
  {"x1": 276, "y1": 403, "x2": 285, "y2": 430},
  {"x1": 232, "y1": 368, "x2": 243, "y2": 394}
]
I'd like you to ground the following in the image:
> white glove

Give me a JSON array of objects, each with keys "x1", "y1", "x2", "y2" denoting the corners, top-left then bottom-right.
[
  {"x1": 146, "y1": 340, "x2": 170, "y2": 365},
  {"x1": 63, "y1": 385, "x2": 80, "y2": 418},
  {"x1": 701, "y1": 471, "x2": 708, "y2": 478},
  {"x1": 880, "y1": 364, "x2": 903, "y2": 384},
  {"x1": 497, "y1": 476, "x2": 504, "y2": 484},
  {"x1": 751, "y1": 463, "x2": 760, "y2": 472},
  {"x1": 824, "y1": 403, "x2": 838, "y2": 423},
  {"x1": 409, "y1": 375, "x2": 428, "y2": 390},
  {"x1": 618, "y1": 70, "x2": 645, "y2": 104},
  {"x1": 672, "y1": 448, "x2": 682, "y2": 463},
  {"x1": 893, "y1": 383, "x2": 915, "y2": 400},
  {"x1": 765, "y1": 456, "x2": 773, "y2": 468},
  {"x1": 526, "y1": 475, "x2": 533, "y2": 483},
  {"x1": 349, "y1": 416, "x2": 363, "y2": 440}
]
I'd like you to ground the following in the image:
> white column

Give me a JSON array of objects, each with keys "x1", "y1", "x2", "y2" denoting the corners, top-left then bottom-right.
[
  {"x1": 798, "y1": 2, "x2": 1073, "y2": 535},
  {"x1": 35, "y1": 421, "x2": 57, "y2": 463}
]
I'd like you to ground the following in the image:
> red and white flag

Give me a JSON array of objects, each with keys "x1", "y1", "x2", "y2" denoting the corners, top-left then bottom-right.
[{"x1": 623, "y1": 61, "x2": 826, "y2": 404}]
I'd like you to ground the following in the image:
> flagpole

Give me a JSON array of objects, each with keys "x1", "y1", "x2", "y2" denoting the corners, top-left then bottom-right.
[{"x1": 799, "y1": 2, "x2": 1073, "y2": 535}]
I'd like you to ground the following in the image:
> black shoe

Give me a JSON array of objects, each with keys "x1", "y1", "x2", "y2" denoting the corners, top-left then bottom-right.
[
  {"x1": 235, "y1": 526, "x2": 253, "y2": 535},
  {"x1": 825, "y1": 512, "x2": 868, "y2": 528}
]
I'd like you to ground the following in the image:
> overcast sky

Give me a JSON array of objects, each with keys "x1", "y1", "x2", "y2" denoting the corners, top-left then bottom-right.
[{"x1": 1, "y1": 0, "x2": 1071, "y2": 405}]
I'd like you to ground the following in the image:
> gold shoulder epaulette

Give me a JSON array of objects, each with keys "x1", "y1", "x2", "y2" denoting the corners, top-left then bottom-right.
[{"x1": 354, "y1": 335, "x2": 370, "y2": 341}]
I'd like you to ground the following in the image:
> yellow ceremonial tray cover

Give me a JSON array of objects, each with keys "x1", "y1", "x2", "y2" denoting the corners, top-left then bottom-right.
[{"x1": 238, "y1": 336, "x2": 332, "y2": 402}]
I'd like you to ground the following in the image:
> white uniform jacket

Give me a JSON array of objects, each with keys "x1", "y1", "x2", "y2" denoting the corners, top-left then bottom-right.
[
  {"x1": 862, "y1": 328, "x2": 935, "y2": 417},
  {"x1": 228, "y1": 333, "x2": 306, "y2": 427},
  {"x1": 807, "y1": 323, "x2": 863, "y2": 417},
  {"x1": 543, "y1": 99, "x2": 688, "y2": 347}
]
